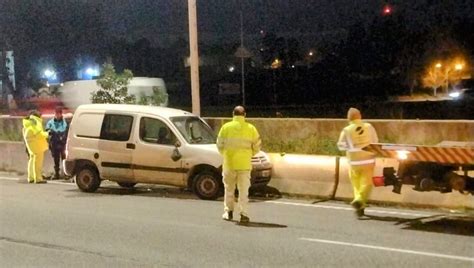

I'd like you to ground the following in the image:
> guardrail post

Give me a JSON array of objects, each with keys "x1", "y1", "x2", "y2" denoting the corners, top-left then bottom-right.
[{"x1": 330, "y1": 156, "x2": 340, "y2": 200}]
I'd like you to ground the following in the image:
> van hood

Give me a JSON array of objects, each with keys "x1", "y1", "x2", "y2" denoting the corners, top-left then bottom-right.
[
  {"x1": 183, "y1": 143, "x2": 223, "y2": 167},
  {"x1": 192, "y1": 144, "x2": 221, "y2": 155}
]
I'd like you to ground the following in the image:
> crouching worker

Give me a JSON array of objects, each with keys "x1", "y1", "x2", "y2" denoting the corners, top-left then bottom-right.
[
  {"x1": 22, "y1": 110, "x2": 49, "y2": 184},
  {"x1": 46, "y1": 107, "x2": 68, "y2": 179},
  {"x1": 337, "y1": 108, "x2": 378, "y2": 218}
]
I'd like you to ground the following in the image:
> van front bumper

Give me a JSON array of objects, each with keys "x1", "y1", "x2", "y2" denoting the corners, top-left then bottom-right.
[
  {"x1": 250, "y1": 153, "x2": 273, "y2": 186},
  {"x1": 251, "y1": 168, "x2": 272, "y2": 186}
]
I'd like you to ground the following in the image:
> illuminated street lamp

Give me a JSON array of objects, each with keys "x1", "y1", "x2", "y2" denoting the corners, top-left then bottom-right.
[
  {"x1": 424, "y1": 60, "x2": 468, "y2": 97},
  {"x1": 44, "y1": 69, "x2": 55, "y2": 78},
  {"x1": 271, "y1": 58, "x2": 281, "y2": 69},
  {"x1": 445, "y1": 63, "x2": 465, "y2": 93},
  {"x1": 85, "y1": 67, "x2": 99, "y2": 76},
  {"x1": 43, "y1": 69, "x2": 58, "y2": 83}
]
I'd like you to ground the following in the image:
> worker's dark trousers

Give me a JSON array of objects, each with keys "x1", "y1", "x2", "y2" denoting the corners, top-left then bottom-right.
[{"x1": 51, "y1": 148, "x2": 66, "y2": 178}]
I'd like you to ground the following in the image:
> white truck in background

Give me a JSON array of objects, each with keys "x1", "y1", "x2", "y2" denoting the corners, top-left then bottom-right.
[{"x1": 58, "y1": 77, "x2": 168, "y2": 111}]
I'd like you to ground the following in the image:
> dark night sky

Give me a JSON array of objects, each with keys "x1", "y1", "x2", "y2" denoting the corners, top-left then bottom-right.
[
  {"x1": 101, "y1": 0, "x2": 384, "y2": 45},
  {"x1": 2, "y1": 0, "x2": 473, "y2": 48},
  {"x1": 100, "y1": 0, "x2": 474, "y2": 43}
]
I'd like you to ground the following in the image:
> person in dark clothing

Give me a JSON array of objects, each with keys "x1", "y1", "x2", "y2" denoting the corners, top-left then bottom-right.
[{"x1": 45, "y1": 107, "x2": 68, "y2": 179}]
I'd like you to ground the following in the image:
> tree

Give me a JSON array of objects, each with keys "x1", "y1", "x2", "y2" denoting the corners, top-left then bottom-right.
[
  {"x1": 91, "y1": 63, "x2": 135, "y2": 104},
  {"x1": 422, "y1": 63, "x2": 444, "y2": 96}
]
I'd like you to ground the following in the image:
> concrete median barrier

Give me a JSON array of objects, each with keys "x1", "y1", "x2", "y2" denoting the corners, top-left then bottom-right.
[
  {"x1": 267, "y1": 153, "x2": 473, "y2": 209},
  {"x1": 0, "y1": 141, "x2": 55, "y2": 176},
  {"x1": 267, "y1": 153, "x2": 338, "y2": 197},
  {"x1": 1, "y1": 141, "x2": 472, "y2": 209}
]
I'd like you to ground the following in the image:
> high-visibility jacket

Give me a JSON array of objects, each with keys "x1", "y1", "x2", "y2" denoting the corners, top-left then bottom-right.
[
  {"x1": 337, "y1": 119, "x2": 378, "y2": 165},
  {"x1": 217, "y1": 116, "x2": 261, "y2": 171},
  {"x1": 23, "y1": 115, "x2": 49, "y2": 154}
]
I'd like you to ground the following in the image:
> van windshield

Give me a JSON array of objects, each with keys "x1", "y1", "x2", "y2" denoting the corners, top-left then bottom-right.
[{"x1": 170, "y1": 116, "x2": 216, "y2": 144}]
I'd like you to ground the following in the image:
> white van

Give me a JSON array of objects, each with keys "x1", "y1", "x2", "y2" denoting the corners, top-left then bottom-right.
[
  {"x1": 59, "y1": 77, "x2": 168, "y2": 110},
  {"x1": 64, "y1": 104, "x2": 272, "y2": 200}
]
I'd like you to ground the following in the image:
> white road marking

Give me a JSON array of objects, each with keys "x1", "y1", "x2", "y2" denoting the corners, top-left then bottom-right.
[
  {"x1": 0, "y1": 176, "x2": 448, "y2": 218},
  {"x1": 299, "y1": 237, "x2": 474, "y2": 263},
  {"x1": 266, "y1": 200, "x2": 432, "y2": 217}
]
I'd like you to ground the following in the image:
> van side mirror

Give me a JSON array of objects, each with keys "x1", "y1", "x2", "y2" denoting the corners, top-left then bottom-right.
[{"x1": 171, "y1": 148, "x2": 182, "y2": 162}]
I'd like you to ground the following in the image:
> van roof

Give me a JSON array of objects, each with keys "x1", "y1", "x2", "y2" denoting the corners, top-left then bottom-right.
[{"x1": 76, "y1": 104, "x2": 194, "y2": 118}]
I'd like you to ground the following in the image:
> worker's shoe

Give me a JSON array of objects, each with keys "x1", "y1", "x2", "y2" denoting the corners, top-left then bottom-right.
[
  {"x1": 351, "y1": 200, "x2": 361, "y2": 209},
  {"x1": 351, "y1": 201, "x2": 364, "y2": 219},
  {"x1": 35, "y1": 180, "x2": 47, "y2": 184},
  {"x1": 240, "y1": 215, "x2": 250, "y2": 224},
  {"x1": 222, "y1": 211, "x2": 233, "y2": 221},
  {"x1": 356, "y1": 208, "x2": 365, "y2": 219},
  {"x1": 53, "y1": 172, "x2": 60, "y2": 180}
]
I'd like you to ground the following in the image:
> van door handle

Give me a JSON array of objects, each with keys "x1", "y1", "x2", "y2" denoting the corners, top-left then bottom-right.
[{"x1": 126, "y1": 143, "x2": 136, "y2": 149}]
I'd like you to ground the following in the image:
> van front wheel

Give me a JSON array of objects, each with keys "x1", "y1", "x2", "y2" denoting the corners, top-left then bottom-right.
[
  {"x1": 76, "y1": 166, "x2": 101, "y2": 192},
  {"x1": 193, "y1": 171, "x2": 222, "y2": 200}
]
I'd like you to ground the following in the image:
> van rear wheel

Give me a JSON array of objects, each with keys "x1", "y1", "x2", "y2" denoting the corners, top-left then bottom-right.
[
  {"x1": 76, "y1": 166, "x2": 101, "y2": 192},
  {"x1": 193, "y1": 171, "x2": 222, "y2": 200},
  {"x1": 117, "y1": 182, "x2": 137, "y2": 188}
]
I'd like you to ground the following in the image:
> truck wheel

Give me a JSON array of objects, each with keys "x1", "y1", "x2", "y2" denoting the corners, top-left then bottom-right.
[
  {"x1": 117, "y1": 182, "x2": 137, "y2": 188},
  {"x1": 193, "y1": 171, "x2": 222, "y2": 200},
  {"x1": 76, "y1": 166, "x2": 101, "y2": 192}
]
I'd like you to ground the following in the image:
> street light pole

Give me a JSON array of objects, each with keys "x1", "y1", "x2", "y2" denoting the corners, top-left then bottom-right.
[
  {"x1": 240, "y1": 10, "x2": 245, "y2": 106},
  {"x1": 188, "y1": 0, "x2": 201, "y2": 115}
]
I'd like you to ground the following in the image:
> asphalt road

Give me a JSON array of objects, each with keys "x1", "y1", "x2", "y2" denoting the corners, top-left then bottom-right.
[{"x1": 1, "y1": 175, "x2": 473, "y2": 268}]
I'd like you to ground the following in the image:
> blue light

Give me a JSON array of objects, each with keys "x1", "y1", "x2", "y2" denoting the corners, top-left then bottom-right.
[
  {"x1": 44, "y1": 69, "x2": 55, "y2": 78},
  {"x1": 42, "y1": 68, "x2": 59, "y2": 83},
  {"x1": 82, "y1": 66, "x2": 99, "y2": 79},
  {"x1": 85, "y1": 67, "x2": 99, "y2": 76}
]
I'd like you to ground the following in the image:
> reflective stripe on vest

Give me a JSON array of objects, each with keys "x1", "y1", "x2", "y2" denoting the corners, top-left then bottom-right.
[
  {"x1": 218, "y1": 137, "x2": 253, "y2": 150},
  {"x1": 345, "y1": 124, "x2": 375, "y2": 165}
]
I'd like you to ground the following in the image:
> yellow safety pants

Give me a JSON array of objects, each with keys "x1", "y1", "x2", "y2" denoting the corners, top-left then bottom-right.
[
  {"x1": 223, "y1": 170, "x2": 251, "y2": 217},
  {"x1": 27, "y1": 152, "x2": 45, "y2": 183},
  {"x1": 349, "y1": 164, "x2": 374, "y2": 208}
]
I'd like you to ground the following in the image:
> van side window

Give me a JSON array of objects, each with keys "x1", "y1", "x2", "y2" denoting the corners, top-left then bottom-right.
[
  {"x1": 139, "y1": 117, "x2": 176, "y2": 145},
  {"x1": 100, "y1": 114, "x2": 133, "y2": 141}
]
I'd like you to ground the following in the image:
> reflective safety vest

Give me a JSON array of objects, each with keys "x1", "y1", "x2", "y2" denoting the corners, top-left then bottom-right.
[
  {"x1": 217, "y1": 116, "x2": 261, "y2": 171},
  {"x1": 340, "y1": 119, "x2": 377, "y2": 166},
  {"x1": 22, "y1": 115, "x2": 49, "y2": 154}
]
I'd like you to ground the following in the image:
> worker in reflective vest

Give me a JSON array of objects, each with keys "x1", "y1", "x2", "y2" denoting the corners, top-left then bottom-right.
[
  {"x1": 22, "y1": 110, "x2": 49, "y2": 184},
  {"x1": 337, "y1": 108, "x2": 378, "y2": 218},
  {"x1": 217, "y1": 106, "x2": 261, "y2": 223}
]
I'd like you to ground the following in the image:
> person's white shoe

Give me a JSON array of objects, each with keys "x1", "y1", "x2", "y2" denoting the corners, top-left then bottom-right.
[{"x1": 222, "y1": 211, "x2": 233, "y2": 221}]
